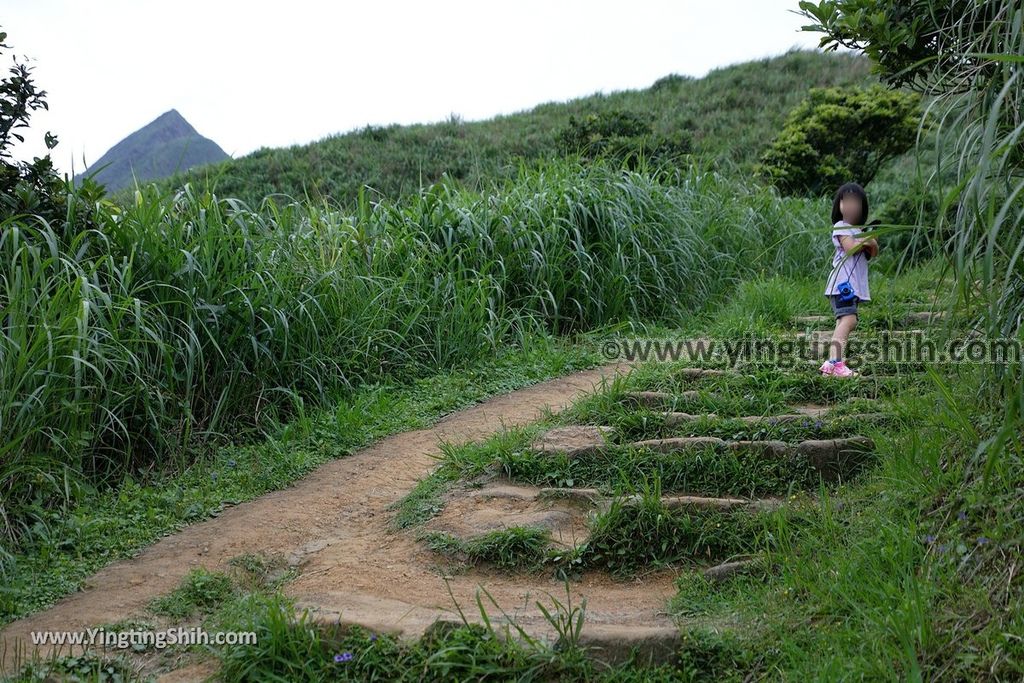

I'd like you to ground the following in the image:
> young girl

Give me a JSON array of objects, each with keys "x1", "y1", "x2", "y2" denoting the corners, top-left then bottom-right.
[{"x1": 821, "y1": 182, "x2": 878, "y2": 377}]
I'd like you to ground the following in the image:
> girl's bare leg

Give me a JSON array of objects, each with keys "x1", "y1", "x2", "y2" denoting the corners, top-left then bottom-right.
[{"x1": 828, "y1": 313, "x2": 858, "y2": 360}]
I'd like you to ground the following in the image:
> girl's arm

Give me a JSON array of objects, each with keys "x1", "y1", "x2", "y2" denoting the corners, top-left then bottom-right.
[{"x1": 838, "y1": 234, "x2": 876, "y2": 254}]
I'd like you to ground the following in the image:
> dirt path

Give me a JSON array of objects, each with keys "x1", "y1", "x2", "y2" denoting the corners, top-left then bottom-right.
[{"x1": 1, "y1": 360, "x2": 685, "y2": 677}]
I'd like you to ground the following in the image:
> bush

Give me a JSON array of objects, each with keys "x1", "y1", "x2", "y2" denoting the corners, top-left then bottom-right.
[
  {"x1": 555, "y1": 109, "x2": 691, "y2": 170},
  {"x1": 874, "y1": 179, "x2": 955, "y2": 264},
  {"x1": 0, "y1": 29, "x2": 64, "y2": 223},
  {"x1": 754, "y1": 85, "x2": 922, "y2": 196},
  {"x1": 0, "y1": 28, "x2": 107, "y2": 231}
]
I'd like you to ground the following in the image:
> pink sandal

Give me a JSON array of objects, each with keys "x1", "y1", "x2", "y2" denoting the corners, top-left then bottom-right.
[{"x1": 820, "y1": 359, "x2": 859, "y2": 377}]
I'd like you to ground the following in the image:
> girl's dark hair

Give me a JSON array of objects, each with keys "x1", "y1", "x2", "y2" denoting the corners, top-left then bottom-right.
[{"x1": 831, "y1": 182, "x2": 869, "y2": 225}]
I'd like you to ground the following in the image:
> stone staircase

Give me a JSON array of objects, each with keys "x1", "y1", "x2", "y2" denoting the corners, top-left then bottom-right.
[{"x1": 402, "y1": 305, "x2": 958, "y2": 666}]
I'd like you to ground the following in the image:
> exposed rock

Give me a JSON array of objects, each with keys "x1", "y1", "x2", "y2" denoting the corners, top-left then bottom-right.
[
  {"x1": 676, "y1": 367, "x2": 727, "y2": 380},
  {"x1": 630, "y1": 436, "x2": 726, "y2": 453},
  {"x1": 791, "y1": 403, "x2": 830, "y2": 418},
  {"x1": 729, "y1": 440, "x2": 789, "y2": 458},
  {"x1": 537, "y1": 487, "x2": 604, "y2": 506},
  {"x1": 827, "y1": 412, "x2": 891, "y2": 425},
  {"x1": 530, "y1": 425, "x2": 613, "y2": 458},
  {"x1": 568, "y1": 624, "x2": 682, "y2": 667},
  {"x1": 623, "y1": 390, "x2": 699, "y2": 408},
  {"x1": 662, "y1": 411, "x2": 718, "y2": 426},
  {"x1": 738, "y1": 413, "x2": 812, "y2": 425},
  {"x1": 300, "y1": 593, "x2": 451, "y2": 639},
  {"x1": 792, "y1": 315, "x2": 832, "y2": 325},
  {"x1": 903, "y1": 310, "x2": 946, "y2": 325},
  {"x1": 466, "y1": 485, "x2": 539, "y2": 501},
  {"x1": 618, "y1": 494, "x2": 749, "y2": 511},
  {"x1": 796, "y1": 436, "x2": 874, "y2": 481},
  {"x1": 746, "y1": 496, "x2": 790, "y2": 513},
  {"x1": 702, "y1": 558, "x2": 758, "y2": 583}
]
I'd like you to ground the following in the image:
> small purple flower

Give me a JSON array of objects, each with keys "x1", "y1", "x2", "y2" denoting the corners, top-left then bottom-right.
[
  {"x1": 369, "y1": 634, "x2": 377, "y2": 642},
  {"x1": 957, "y1": 510, "x2": 967, "y2": 521},
  {"x1": 227, "y1": 459, "x2": 237, "y2": 468},
  {"x1": 923, "y1": 534, "x2": 936, "y2": 544},
  {"x1": 334, "y1": 652, "x2": 353, "y2": 663},
  {"x1": 977, "y1": 536, "x2": 990, "y2": 545},
  {"x1": 937, "y1": 544, "x2": 949, "y2": 554},
  {"x1": 814, "y1": 420, "x2": 822, "y2": 430}
]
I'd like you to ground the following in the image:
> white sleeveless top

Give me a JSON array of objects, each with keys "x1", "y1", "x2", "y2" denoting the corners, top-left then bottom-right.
[{"x1": 824, "y1": 220, "x2": 870, "y2": 300}]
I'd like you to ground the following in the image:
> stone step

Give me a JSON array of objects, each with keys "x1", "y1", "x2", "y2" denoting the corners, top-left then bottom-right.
[
  {"x1": 675, "y1": 367, "x2": 730, "y2": 380},
  {"x1": 795, "y1": 329, "x2": 929, "y2": 342},
  {"x1": 618, "y1": 493, "x2": 749, "y2": 511},
  {"x1": 424, "y1": 480, "x2": 592, "y2": 549},
  {"x1": 793, "y1": 310, "x2": 949, "y2": 327},
  {"x1": 537, "y1": 487, "x2": 605, "y2": 506},
  {"x1": 796, "y1": 436, "x2": 875, "y2": 481},
  {"x1": 299, "y1": 593, "x2": 454, "y2": 640},
  {"x1": 630, "y1": 436, "x2": 789, "y2": 458},
  {"x1": 562, "y1": 624, "x2": 684, "y2": 667},
  {"x1": 662, "y1": 411, "x2": 718, "y2": 426},
  {"x1": 305, "y1": 598, "x2": 685, "y2": 668},
  {"x1": 618, "y1": 494, "x2": 787, "y2": 514},
  {"x1": 466, "y1": 485, "x2": 541, "y2": 501},
  {"x1": 662, "y1": 410, "x2": 890, "y2": 427},
  {"x1": 529, "y1": 425, "x2": 614, "y2": 459},
  {"x1": 902, "y1": 310, "x2": 948, "y2": 325},
  {"x1": 623, "y1": 390, "x2": 700, "y2": 408},
  {"x1": 792, "y1": 314, "x2": 832, "y2": 325},
  {"x1": 628, "y1": 435, "x2": 874, "y2": 482},
  {"x1": 539, "y1": 488, "x2": 790, "y2": 515}
]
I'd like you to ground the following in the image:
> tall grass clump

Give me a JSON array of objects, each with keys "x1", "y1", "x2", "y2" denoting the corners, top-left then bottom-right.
[{"x1": 0, "y1": 156, "x2": 828, "y2": 566}]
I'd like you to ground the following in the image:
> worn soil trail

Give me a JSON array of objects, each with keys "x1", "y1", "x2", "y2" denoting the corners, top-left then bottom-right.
[{"x1": 1, "y1": 360, "x2": 684, "y2": 676}]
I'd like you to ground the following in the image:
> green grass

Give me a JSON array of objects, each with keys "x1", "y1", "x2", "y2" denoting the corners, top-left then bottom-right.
[
  {"x1": 7, "y1": 650, "x2": 140, "y2": 683},
  {"x1": 148, "y1": 568, "x2": 235, "y2": 620},
  {"x1": 422, "y1": 526, "x2": 554, "y2": 571},
  {"x1": 499, "y1": 442, "x2": 825, "y2": 498},
  {"x1": 573, "y1": 478, "x2": 796, "y2": 576}
]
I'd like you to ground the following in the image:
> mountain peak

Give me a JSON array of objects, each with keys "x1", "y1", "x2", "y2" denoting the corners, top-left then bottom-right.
[{"x1": 78, "y1": 109, "x2": 228, "y2": 191}]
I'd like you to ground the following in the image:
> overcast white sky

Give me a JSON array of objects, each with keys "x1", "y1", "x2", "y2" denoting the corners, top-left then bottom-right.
[{"x1": 5, "y1": 1, "x2": 832, "y2": 175}]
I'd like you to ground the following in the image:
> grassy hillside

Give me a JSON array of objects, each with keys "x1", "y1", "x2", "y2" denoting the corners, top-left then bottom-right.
[{"x1": 144, "y1": 49, "x2": 875, "y2": 207}]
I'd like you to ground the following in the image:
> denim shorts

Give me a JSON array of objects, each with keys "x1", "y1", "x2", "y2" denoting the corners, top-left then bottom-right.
[{"x1": 828, "y1": 294, "x2": 859, "y2": 318}]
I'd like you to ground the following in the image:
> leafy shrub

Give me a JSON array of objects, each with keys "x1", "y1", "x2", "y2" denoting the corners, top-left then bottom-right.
[
  {"x1": 555, "y1": 109, "x2": 691, "y2": 169},
  {"x1": 0, "y1": 28, "x2": 66, "y2": 222},
  {"x1": 650, "y1": 73, "x2": 690, "y2": 92},
  {"x1": 874, "y1": 178, "x2": 954, "y2": 264},
  {"x1": 754, "y1": 85, "x2": 922, "y2": 196},
  {"x1": 0, "y1": 28, "x2": 107, "y2": 231}
]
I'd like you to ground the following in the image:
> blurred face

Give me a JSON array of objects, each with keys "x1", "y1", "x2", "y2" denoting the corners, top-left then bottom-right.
[{"x1": 840, "y1": 193, "x2": 863, "y2": 224}]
